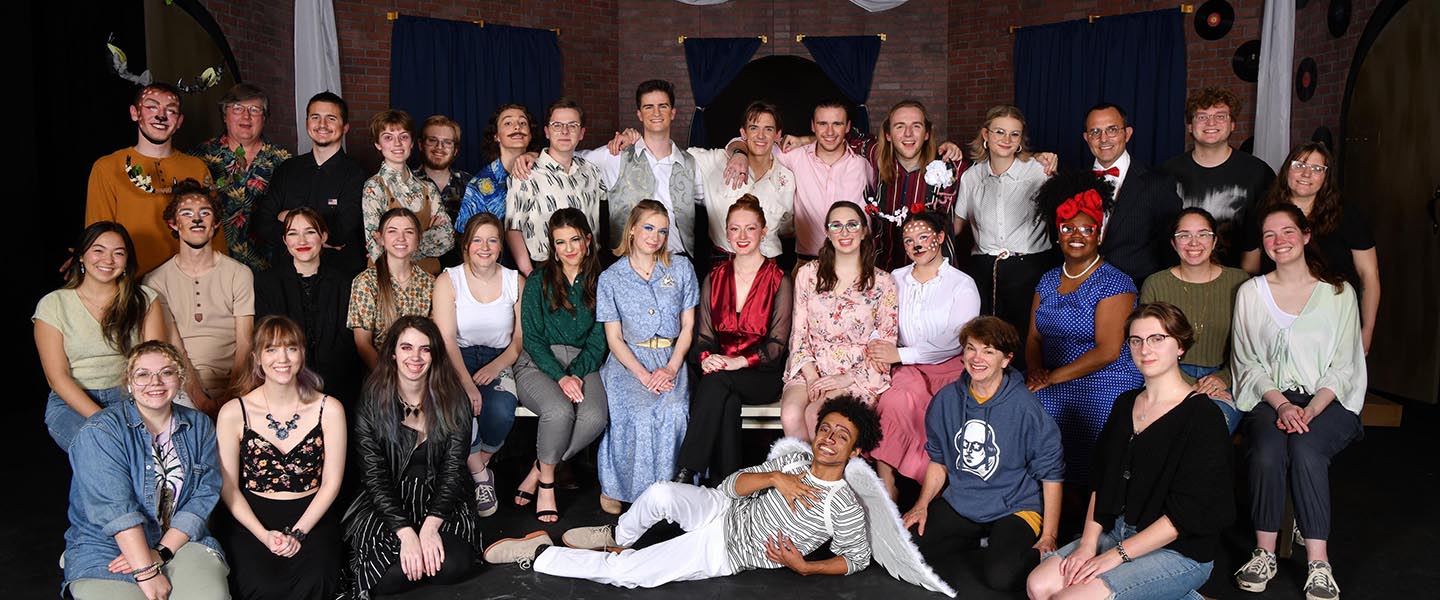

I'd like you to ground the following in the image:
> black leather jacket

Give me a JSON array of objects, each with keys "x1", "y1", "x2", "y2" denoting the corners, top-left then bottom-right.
[{"x1": 343, "y1": 393, "x2": 471, "y2": 533}]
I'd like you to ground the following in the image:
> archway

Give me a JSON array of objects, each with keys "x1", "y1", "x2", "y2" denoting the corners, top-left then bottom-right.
[{"x1": 702, "y1": 55, "x2": 851, "y2": 149}]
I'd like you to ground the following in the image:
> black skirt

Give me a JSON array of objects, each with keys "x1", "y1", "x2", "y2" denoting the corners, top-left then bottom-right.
[{"x1": 342, "y1": 475, "x2": 480, "y2": 595}]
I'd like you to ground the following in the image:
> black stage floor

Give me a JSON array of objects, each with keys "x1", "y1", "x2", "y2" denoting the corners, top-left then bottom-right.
[{"x1": 7, "y1": 402, "x2": 1437, "y2": 600}]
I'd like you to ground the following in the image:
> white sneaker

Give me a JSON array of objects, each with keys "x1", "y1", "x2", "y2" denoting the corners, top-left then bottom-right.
[
  {"x1": 1304, "y1": 560, "x2": 1340, "y2": 600},
  {"x1": 1235, "y1": 548, "x2": 1278, "y2": 592}
]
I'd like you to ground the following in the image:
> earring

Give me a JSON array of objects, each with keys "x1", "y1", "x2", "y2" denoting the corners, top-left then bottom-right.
[
  {"x1": 983, "y1": 140, "x2": 988, "y2": 150},
  {"x1": 80, "y1": 265, "x2": 86, "y2": 275}
]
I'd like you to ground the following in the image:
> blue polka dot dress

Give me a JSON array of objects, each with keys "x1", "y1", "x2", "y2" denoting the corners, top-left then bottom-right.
[{"x1": 1032, "y1": 262, "x2": 1143, "y2": 484}]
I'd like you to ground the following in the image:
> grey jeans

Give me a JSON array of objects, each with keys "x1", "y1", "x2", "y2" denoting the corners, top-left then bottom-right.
[
  {"x1": 69, "y1": 543, "x2": 229, "y2": 600},
  {"x1": 515, "y1": 345, "x2": 609, "y2": 465}
]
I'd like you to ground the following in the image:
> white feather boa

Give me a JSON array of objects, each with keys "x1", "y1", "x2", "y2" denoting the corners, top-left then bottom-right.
[{"x1": 767, "y1": 437, "x2": 956, "y2": 597}]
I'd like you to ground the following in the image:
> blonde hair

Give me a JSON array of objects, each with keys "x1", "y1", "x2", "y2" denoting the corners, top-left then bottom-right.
[
  {"x1": 612, "y1": 199, "x2": 673, "y2": 268},
  {"x1": 125, "y1": 340, "x2": 189, "y2": 389},
  {"x1": 967, "y1": 105, "x2": 1034, "y2": 163}
]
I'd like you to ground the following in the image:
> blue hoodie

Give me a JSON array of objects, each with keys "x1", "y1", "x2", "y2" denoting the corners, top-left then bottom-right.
[{"x1": 925, "y1": 367, "x2": 1065, "y2": 524}]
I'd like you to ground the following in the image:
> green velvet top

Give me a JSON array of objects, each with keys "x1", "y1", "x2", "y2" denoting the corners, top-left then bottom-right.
[{"x1": 520, "y1": 269, "x2": 607, "y2": 381}]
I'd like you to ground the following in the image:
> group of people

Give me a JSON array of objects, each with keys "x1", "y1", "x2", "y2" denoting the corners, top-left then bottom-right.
[{"x1": 38, "y1": 77, "x2": 1372, "y2": 600}]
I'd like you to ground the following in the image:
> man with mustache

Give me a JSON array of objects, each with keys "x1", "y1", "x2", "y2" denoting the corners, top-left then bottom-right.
[
  {"x1": 254, "y1": 92, "x2": 368, "y2": 277},
  {"x1": 86, "y1": 83, "x2": 217, "y2": 276},
  {"x1": 143, "y1": 179, "x2": 255, "y2": 415},
  {"x1": 194, "y1": 83, "x2": 293, "y2": 272}
]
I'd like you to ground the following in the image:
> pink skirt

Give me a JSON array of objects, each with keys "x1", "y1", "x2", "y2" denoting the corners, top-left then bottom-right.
[{"x1": 871, "y1": 354, "x2": 968, "y2": 482}]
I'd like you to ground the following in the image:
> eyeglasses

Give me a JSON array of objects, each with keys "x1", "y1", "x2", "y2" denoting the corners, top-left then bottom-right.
[
  {"x1": 1173, "y1": 231, "x2": 1216, "y2": 243},
  {"x1": 826, "y1": 221, "x2": 863, "y2": 233},
  {"x1": 548, "y1": 121, "x2": 582, "y2": 132},
  {"x1": 1193, "y1": 113, "x2": 1230, "y2": 125},
  {"x1": 1125, "y1": 333, "x2": 1173, "y2": 350},
  {"x1": 132, "y1": 367, "x2": 180, "y2": 385},
  {"x1": 227, "y1": 104, "x2": 266, "y2": 117},
  {"x1": 988, "y1": 128, "x2": 1022, "y2": 139},
  {"x1": 1058, "y1": 223, "x2": 1098, "y2": 237},
  {"x1": 1084, "y1": 126, "x2": 1124, "y2": 140},
  {"x1": 423, "y1": 136, "x2": 456, "y2": 149},
  {"x1": 1289, "y1": 160, "x2": 1328, "y2": 174}
]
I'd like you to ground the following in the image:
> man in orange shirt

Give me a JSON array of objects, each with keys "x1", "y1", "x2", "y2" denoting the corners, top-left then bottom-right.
[{"x1": 86, "y1": 82, "x2": 221, "y2": 276}]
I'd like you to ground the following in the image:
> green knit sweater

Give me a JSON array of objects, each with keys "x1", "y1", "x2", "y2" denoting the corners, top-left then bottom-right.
[{"x1": 1139, "y1": 266, "x2": 1251, "y2": 386}]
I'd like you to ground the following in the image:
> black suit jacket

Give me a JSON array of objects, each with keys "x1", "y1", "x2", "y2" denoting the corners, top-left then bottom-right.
[{"x1": 1100, "y1": 162, "x2": 1182, "y2": 287}]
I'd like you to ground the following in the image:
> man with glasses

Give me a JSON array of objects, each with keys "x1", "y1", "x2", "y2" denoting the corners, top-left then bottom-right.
[
  {"x1": 1160, "y1": 88, "x2": 1274, "y2": 267},
  {"x1": 86, "y1": 83, "x2": 217, "y2": 276},
  {"x1": 194, "y1": 84, "x2": 294, "y2": 271},
  {"x1": 254, "y1": 92, "x2": 368, "y2": 277},
  {"x1": 1083, "y1": 103, "x2": 1182, "y2": 286},
  {"x1": 504, "y1": 98, "x2": 606, "y2": 275},
  {"x1": 415, "y1": 115, "x2": 471, "y2": 267},
  {"x1": 144, "y1": 178, "x2": 255, "y2": 415}
]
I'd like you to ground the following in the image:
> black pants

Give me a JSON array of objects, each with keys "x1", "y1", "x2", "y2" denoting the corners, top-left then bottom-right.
[
  {"x1": 675, "y1": 368, "x2": 784, "y2": 480},
  {"x1": 369, "y1": 531, "x2": 476, "y2": 595},
  {"x1": 1245, "y1": 399, "x2": 1361, "y2": 540},
  {"x1": 963, "y1": 252, "x2": 1054, "y2": 372},
  {"x1": 226, "y1": 491, "x2": 342, "y2": 600},
  {"x1": 915, "y1": 497, "x2": 1040, "y2": 592}
]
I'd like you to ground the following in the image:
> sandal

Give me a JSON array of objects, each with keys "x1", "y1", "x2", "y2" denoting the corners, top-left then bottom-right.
[
  {"x1": 535, "y1": 480, "x2": 560, "y2": 523},
  {"x1": 514, "y1": 461, "x2": 540, "y2": 507}
]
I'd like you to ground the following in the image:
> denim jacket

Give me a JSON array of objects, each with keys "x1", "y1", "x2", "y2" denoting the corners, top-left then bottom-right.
[{"x1": 62, "y1": 401, "x2": 224, "y2": 591}]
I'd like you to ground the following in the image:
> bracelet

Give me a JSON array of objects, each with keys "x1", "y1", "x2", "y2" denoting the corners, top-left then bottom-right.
[
  {"x1": 282, "y1": 526, "x2": 308, "y2": 542},
  {"x1": 131, "y1": 560, "x2": 163, "y2": 582},
  {"x1": 1115, "y1": 541, "x2": 1133, "y2": 563},
  {"x1": 153, "y1": 544, "x2": 174, "y2": 565}
]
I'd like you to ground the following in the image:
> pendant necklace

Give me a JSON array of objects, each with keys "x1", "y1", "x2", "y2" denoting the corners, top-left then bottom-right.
[
  {"x1": 262, "y1": 389, "x2": 301, "y2": 440},
  {"x1": 400, "y1": 398, "x2": 424, "y2": 419}
]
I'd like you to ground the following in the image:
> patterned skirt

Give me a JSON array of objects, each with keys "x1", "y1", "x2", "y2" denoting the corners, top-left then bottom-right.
[{"x1": 342, "y1": 475, "x2": 480, "y2": 596}]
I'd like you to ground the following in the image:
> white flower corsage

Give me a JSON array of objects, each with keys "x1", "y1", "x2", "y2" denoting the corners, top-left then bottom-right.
[{"x1": 923, "y1": 160, "x2": 955, "y2": 188}]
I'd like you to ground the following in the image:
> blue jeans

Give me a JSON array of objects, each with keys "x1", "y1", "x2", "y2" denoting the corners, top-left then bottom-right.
[
  {"x1": 460, "y1": 345, "x2": 519, "y2": 454},
  {"x1": 1180, "y1": 364, "x2": 1241, "y2": 435},
  {"x1": 1050, "y1": 517, "x2": 1212, "y2": 600},
  {"x1": 45, "y1": 387, "x2": 127, "y2": 452}
]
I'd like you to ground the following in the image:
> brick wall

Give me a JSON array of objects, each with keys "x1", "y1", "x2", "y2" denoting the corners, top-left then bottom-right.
[
  {"x1": 201, "y1": 0, "x2": 298, "y2": 150},
  {"x1": 1290, "y1": 0, "x2": 1377, "y2": 148},
  {"x1": 617, "y1": 0, "x2": 951, "y2": 146}
]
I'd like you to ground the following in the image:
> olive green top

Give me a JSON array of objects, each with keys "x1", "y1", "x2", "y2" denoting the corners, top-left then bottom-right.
[{"x1": 1139, "y1": 266, "x2": 1250, "y2": 386}]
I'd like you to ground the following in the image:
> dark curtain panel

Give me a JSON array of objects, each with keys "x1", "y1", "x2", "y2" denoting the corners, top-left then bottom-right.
[
  {"x1": 683, "y1": 37, "x2": 763, "y2": 148},
  {"x1": 1014, "y1": 9, "x2": 1186, "y2": 168},
  {"x1": 801, "y1": 35, "x2": 882, "y2": 133},
  {"x1": 390, "y1": 16, "x2": 561, "y2": 174}
]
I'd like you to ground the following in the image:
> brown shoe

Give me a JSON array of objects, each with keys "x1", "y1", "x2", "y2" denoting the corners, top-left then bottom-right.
[{"x1": 599, "y1": 493, "x2": 622, "y2": 515}]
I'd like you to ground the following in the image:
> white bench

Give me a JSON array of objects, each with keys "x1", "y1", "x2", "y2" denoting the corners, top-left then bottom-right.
[{"x1": 515, "y1": 400, "x2": 783, "y2": 430}]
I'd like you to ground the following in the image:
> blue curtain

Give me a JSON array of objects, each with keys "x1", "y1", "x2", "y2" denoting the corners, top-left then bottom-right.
[
  {"x1": 1014, "y1": 9, "x2": 1186, "y2": 168},
  {"x1": 801, "y1": 35, "x2": 882, "y2": 133},
  {"x1": 390, "y1": 16, "x2": 561, "y2": 174},
  {"x1": 683, "y1": 37, "x2": 763, "y2": 148}
]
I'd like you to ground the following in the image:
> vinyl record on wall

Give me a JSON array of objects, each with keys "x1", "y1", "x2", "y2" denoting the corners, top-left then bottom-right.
[
  {"x1": 1233, "y1": 40, "x2": 1262, "y2": 82},
  {"x1": 1328, "y1": 0, "x2": 1352, "y2": 37},
  {"x1": 1312, "y1": 126, "x2": 1334, "y2": 150},
  {"x1": 1195, "y1": 0, "x2": 1235, "y2": 41},
  {"x1": 1296, "y1": 57, "x2": 1318, "y2": 101},
  {"x1": 1240, "y1": 136, "x2": 1254, "y2": 154}
]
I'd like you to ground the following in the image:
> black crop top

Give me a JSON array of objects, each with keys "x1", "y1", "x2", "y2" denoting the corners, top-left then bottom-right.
[{"x1": 240, "y1": 398, "x2": 326, "y2": 493}]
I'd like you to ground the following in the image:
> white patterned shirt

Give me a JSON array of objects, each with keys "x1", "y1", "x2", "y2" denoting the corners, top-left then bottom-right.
[
  {"x1": 953, "y1": 157, "x2": 1051, "y2": 256},
  {"x1": 504, "y1": 149, "x2": 605, "y2": 261}
]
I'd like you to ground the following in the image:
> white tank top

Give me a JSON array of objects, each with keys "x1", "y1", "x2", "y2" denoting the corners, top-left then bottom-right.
[{"x1": 445, "y1": 265, "x2": 519, "y2": 349}]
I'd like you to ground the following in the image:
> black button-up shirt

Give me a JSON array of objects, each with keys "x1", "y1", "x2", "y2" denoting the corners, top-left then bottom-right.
[{"x1": 254, "y1": 149, "x2": 368, "y2": 277}]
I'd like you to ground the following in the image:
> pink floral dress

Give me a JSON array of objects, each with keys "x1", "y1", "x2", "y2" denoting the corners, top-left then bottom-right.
[{"x1": 783, "y1": 261, "x2": 899, "y2": 403}]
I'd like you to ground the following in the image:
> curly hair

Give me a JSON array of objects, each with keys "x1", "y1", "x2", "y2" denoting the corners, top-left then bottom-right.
[
  {"x1": 816, "y1": 395, "x2": 883, "y2": 453},
  {"x1": 1184, "y1": 87, "x2": 1242, "y2": 124},
  {"x1": 1032, "y1": 169, "x2": 1115, "y2": 244}
]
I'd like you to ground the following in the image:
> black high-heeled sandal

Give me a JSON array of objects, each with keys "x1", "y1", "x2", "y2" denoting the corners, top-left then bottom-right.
[
  {"x1": 514, "y1": 461, "x2": 540, "y2": 507},
  {"x1": 535, "y1": 480, "x2": 560, "y2": 523}
]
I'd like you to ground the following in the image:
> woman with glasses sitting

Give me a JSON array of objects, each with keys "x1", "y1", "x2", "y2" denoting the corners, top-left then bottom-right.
[
  {"x1": 780, "y1": 200, "x2": 898, "y2": 440},
  {"x1": 1025, "y1": 173, "x2": 1141, "y2": 486},
  {"x1": 1141, "y1": 207, "x2": 1250, "y2": 433}
]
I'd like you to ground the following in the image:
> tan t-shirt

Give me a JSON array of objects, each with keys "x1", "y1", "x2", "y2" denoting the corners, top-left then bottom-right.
[
  {"x1": 144, "y1": 254, "x2": 254, "y2": 395},
  {"x1": 32, "y1": 286, "x2": 160, "y2": 389}
]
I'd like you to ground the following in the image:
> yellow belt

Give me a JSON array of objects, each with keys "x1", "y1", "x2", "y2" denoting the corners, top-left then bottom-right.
[{"x1": 633, "y1": 337, "x2": 675, "y2": 349}]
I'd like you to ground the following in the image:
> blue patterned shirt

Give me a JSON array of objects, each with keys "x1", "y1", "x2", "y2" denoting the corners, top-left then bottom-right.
[{"x1": 457, "y1": 158, "x2": 509, "y2": 233}]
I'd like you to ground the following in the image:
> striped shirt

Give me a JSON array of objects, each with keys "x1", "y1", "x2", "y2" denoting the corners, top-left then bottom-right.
[{"x1": 720, "y1": 452, "x2": 871, "y2": 574}]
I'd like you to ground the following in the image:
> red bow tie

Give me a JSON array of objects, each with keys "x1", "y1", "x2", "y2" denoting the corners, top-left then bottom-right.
[{"x1": 1093, "y1": 166, "x2": 1120, "y2": 178}]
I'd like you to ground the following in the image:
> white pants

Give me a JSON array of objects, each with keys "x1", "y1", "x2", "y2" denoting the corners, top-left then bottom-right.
[{"x1": 535, "y1": 482, "x2": 737, "y2": 588}]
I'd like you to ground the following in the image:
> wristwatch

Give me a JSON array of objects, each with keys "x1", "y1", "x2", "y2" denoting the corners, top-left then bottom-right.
[{"x1": 154, "y1": 544, "x2": 174, "y2": 565}]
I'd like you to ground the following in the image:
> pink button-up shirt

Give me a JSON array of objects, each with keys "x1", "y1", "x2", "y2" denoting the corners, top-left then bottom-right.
[{"x1": 775, "y1": 143, "x2": 873, "y2": 256}]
